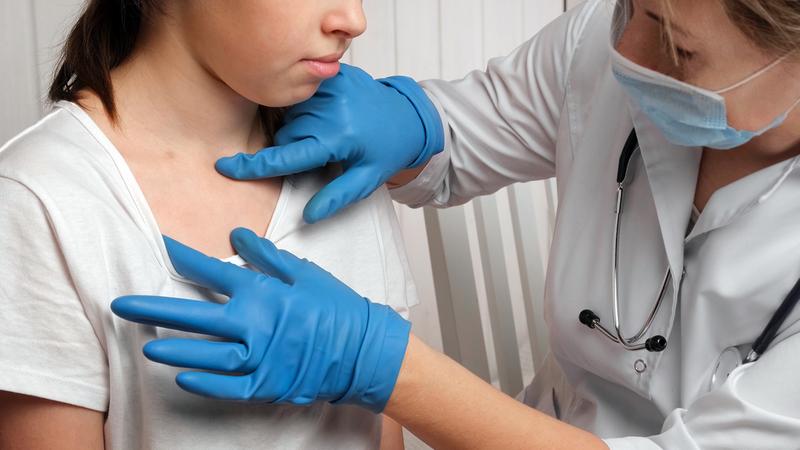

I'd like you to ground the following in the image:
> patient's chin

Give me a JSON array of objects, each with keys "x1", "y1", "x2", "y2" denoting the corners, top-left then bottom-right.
[{"x1": 246, "y1": 83, "x2": 320, "y2": 108}]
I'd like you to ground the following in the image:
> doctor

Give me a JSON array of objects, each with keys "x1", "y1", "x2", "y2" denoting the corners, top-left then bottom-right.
[{"x1": 112, "y1": 0, "x2": 800, "y2": 448}]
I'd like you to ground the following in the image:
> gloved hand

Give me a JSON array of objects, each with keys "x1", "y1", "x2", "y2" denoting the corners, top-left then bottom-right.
[
  {"x1": 215, "y1": 64, "x2": 445, "y2": 224},
  {"x1": 110, "y1": 228, "x2": 412, "y2": 413}
]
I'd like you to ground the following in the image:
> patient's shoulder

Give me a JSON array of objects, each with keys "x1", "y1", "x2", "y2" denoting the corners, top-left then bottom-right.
[{"x1": 0, "y1": 103, "x2": 121, "y2": 200}]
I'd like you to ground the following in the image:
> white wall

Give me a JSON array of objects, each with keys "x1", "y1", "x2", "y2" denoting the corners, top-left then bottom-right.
[
  {"x1": 1, "y1": 0, "x2": 84, "y2": 144},
  {"x1": 1, "y1": 1, "x2": 572, "y2": 448}
]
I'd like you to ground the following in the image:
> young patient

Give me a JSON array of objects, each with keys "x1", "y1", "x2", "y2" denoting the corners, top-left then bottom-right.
[{"x1": 0, "y1": 1, "x2": 415, "y2": 448}]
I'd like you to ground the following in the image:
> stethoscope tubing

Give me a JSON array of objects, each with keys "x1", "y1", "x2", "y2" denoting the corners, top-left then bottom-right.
[
  {"x1": 580, "y1": 130, "x2": 668, "y2": 353},
  {"x1": 745, "y1": 276, "x2": 800, "y2": 363},
  {"x1": 580, "y1": 129, "x2": 800, "y2": 361}
]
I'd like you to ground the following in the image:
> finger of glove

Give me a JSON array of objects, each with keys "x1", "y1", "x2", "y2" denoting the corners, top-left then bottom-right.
[
  {"x1": 144, "y1": 338, "x2": 254, "y2": 373},
  {"x1": 303, "y1": 166, "x2": 385, "y2": 224},
  {"x1": 176, "y1": 371, "x2": 272, "y2": 402},
  {"x1": 216, "y1": 138, "x2": 338, "y2": 180},
  {"x1": 164, "y1": 235, "x2": 253, "y2": 297},
  {"x1": 272, "y1": 115, "x2": 322, "y2": 146},
  {"x1": 282, "y1": 95, "x2": 335, "y2": 121},
  {"x1": 111, "y1": 295, "x2": 232, "y2": 338},
  {"x1": 283, "y1": 66, "x2": 373, "y2": 122},
  {"x1": 297, "y1": 63, "x2": 366, "y2": 98},
  {"x1": 231, "y1": 228, "x2": 304, "y2": 285}
]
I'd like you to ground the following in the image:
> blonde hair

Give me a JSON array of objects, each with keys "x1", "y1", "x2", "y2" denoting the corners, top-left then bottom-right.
[
  {"x1": 662, "y1": 0, "x2": 800, "y2": 58},
  {"x1": 723, "y1": 1, "x2": 800, "y2": 55}
]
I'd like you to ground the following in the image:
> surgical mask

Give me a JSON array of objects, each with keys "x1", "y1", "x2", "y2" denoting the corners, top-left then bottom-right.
[{"x1": 610, "y1": 43, "x2": 800, "y2": 150}]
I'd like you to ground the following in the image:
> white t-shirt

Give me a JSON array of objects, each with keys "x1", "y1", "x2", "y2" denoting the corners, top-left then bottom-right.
[{"x1": 0, "y1": 101, "x2": 419, "y2": 450}]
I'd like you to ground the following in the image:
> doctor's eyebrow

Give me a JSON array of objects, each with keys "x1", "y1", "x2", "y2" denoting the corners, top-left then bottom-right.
[{"x1": 644, "y1": 9, "x2": 694, "y2": 38}]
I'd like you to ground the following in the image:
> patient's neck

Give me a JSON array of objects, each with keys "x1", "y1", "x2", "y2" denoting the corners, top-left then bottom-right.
[
  {"x1": 90, "y1": 16, "x2": 266, "y2": 159},
  {"x1": 75, "y1": 17, "x2": 282, "y2": 260}
]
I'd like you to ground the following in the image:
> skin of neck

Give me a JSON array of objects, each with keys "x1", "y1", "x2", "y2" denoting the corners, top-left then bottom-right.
[
  {"x1": 728, "y1": 107, "x2": 800, "y2": 165},
  {"x1": 102, "y1": 11, "x2": 266, "y2": 159}
]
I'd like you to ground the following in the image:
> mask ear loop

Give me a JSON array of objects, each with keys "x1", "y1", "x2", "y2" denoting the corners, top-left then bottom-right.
[
  {"x1": 715, "y1": 55, "x2": 789, "y2": 94},
  {"x1": 717, "y1": 53, "x2": 800, "y2": 128},
  {"x1": 778, "y1": 94, "x2": 800, "y2": 120}
]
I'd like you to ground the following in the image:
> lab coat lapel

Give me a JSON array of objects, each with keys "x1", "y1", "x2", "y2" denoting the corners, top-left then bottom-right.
[
  {"x1": 629, "y1": 105, "x2": 702, "y2": 288},
  {"x1": 685, "y1": 156, "x2": 800, "y2": 242}
]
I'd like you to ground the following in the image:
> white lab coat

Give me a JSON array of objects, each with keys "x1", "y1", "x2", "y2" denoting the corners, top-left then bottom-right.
[{"x1": 391, "y1": 1, "x2": 800, "y2": 448}]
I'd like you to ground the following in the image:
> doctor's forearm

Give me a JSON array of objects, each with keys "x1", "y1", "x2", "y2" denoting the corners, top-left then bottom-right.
[{"x1": 384, "y1": 335, "x2": 607, "y2": 450}]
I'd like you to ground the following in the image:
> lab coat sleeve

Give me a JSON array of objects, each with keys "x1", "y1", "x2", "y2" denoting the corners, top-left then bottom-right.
[
  {"x1": 390, "y1": 0, "x2": 600, "y2": 208},
  {"x1": 604, "y1": 331, "x2": 800, "y2": 450}
]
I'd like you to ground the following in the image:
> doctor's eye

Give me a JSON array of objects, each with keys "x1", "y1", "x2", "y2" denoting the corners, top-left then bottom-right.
[
  {"x1": 674, "y1": 46, "x2": 695, "y2": 61},
  {"x1": 659, "y1": 37, "x2": 694, "y2": 62},
  {"x1": 658, "y1": 39, "x2": 696, "y2": 75}
]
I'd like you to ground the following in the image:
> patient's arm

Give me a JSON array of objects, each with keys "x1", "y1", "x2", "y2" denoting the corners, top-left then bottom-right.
[
  {"x1": 380, "y1": 414, "x2": 405, "y2": 450},
  {"x1": 0, "y1": 391, "x2": 105, "y2": 450}
]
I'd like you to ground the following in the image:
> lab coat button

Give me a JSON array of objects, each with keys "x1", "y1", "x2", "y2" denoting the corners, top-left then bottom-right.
[{"x1": 634, "y1": 359, "x2": 647, "y2": 374}]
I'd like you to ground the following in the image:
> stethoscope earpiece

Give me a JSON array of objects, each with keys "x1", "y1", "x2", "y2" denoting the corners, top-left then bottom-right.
[
  {"x1": 579, "y1": 308, "x2": 668, "y2": 353},
  {"x1": 644, "y1": 335, "x2": 667, "y2": 352},
  {"x1": 579, "y1": 309, "x2": 600, "y2": 329}
]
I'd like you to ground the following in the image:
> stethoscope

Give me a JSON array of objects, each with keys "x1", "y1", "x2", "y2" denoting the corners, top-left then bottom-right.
[{"x1": 578, "y1": 129, "x2": 800, "y2": 391}]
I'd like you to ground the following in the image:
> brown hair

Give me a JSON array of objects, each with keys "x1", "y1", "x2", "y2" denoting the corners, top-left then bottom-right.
[
  {"x1": 662, "y1": 0, "x2": 800, "y2": 60},
  {"x1": 48, "y1": 0, "x2": 283, "y2": 140}
]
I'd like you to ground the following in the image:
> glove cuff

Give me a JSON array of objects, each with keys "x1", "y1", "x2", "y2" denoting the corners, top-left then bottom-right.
[
  {"x1": 379, "y1": 76, "x2": 445, "y2": 169},
  {"x1": 332, "y1": 301, "x2": 412, "y2": 413}
]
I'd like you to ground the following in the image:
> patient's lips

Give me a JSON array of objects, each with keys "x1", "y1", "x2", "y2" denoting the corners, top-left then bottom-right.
[{"x1": 303, "y1": 52, "x2": 344, "y2": 79}]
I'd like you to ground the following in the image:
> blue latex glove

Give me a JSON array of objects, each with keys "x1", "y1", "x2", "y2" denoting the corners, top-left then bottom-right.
[
  {"x1": 215, "y1": 64, "x2": 445, "y2": 224},
  {"x1": 110, "y1": 228, "x2": 411, "y2": 413}
]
